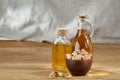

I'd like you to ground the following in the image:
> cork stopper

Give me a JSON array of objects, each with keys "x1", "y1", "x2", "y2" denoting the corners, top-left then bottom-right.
[
  {"x1": 57, "y1": 28, "x2": 68, "y2": 37},
  {"x1": 79, "y1": 14, "x2": 88, "y2": 22}
]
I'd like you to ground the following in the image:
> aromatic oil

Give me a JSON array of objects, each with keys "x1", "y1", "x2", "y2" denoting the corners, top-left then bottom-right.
[{"x1": 52, "y1": 28, "x2": 72, "y2": 71}]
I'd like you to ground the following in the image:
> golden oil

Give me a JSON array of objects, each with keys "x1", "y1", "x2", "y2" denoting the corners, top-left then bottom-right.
[
  {"x1": 52, "y1": 43, "x2": 72, "y2": 71},
  {"x1": 52, "y1": 28, "x2": 72, "y2": 72}
]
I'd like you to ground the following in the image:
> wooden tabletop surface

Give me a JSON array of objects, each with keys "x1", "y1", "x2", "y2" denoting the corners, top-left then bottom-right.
[{"x1": 0, "y1": 41, "x2": 120, "y2": 80}]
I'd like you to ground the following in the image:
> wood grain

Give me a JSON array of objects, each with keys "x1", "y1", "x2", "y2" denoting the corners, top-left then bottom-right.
[{"x1": 0, "y1": 41, "x2": 120, "y2": 80}]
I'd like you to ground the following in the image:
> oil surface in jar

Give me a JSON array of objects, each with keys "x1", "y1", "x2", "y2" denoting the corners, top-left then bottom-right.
[{"x1": 52, "y1": 43, "x2": 72, "y2": 71}]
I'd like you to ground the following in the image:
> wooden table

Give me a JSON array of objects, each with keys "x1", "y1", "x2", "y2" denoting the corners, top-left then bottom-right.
[{"x1": 0, "y1": 41, "x2": 120, "y2": 80}]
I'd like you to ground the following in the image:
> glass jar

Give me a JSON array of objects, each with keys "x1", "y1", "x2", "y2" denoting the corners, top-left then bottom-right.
[{"x1": 52, "y1": 28, "x2": 72, "y2": 72}]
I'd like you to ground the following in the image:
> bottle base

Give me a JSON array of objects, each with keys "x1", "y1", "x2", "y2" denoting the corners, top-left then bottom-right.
[{"x1": 52, "y1": 65, "x2": 68, "y2": 72}]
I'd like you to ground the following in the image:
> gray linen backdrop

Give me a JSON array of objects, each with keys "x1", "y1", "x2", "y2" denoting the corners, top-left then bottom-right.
[{"x1": 0, "y1": 0, "x2": 120, "y2": 44}]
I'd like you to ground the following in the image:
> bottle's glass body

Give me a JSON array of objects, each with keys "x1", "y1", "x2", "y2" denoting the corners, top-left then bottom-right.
[
  {"x1": 52, "y1": 36, "x2": 72, "y2": 71},
  {"x1": 72, "y1": 29, "x2": 93, "y2": 54}
]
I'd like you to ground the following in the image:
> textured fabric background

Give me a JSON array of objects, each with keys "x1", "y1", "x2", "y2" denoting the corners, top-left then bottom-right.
[{"x1": 0, "y1": 0, "x2": 120, "y2": 44}]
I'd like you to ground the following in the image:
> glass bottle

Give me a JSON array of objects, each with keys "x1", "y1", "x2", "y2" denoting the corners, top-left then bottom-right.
[
  {"x1": 52, "y1": 28, "x2": 72, "y2": 72},
  {"x1": 66, "y1": 15, "x2": 94, "y2": 76},
  {"x1": 72, "y1": 15, "x2": 94, "y2": 53}
]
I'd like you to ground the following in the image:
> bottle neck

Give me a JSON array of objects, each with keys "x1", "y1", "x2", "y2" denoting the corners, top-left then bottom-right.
[
  {"x1": 80, "y1": 18, "x2": 86, "y2": 22},
  {"x1": 78, "y1": 16, "x2": 94, "y2": 38},
  {"x1": 78, "y1": 19, "x2": 87, "y2": 29},
  {"x1": 54, "y1": 36, "x2": 70, "y2": 44},
  {"x1": 78, "y1": 18, "x2": 89, "y2": 36},
  {"x1": 77, "y1": 29, "x2": 88, "y2": 36}
]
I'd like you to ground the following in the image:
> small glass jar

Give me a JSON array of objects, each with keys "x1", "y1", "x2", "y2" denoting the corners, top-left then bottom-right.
[{"x1": 52, "y1": 28, "x2": 72, "y2": 72}]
